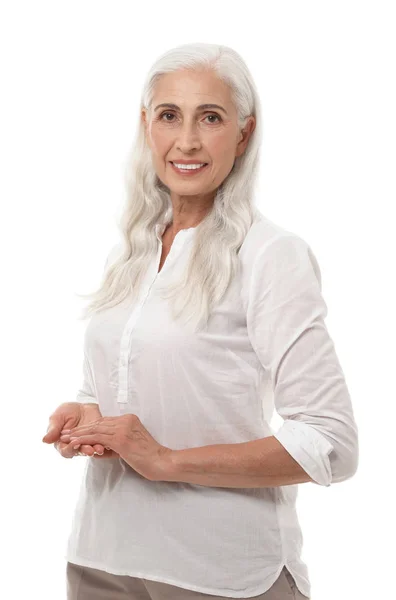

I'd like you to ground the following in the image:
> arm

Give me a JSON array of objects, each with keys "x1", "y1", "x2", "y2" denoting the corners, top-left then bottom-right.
[
  {"x1": 252, "y1": 235, "x2": 359, "y2": 487},
  {"x1": 165, "y1": 435, "x2": 315, "y2": 487},
  {"x1": 163, "y1": 234, "x2": 359, "y2": 488}
]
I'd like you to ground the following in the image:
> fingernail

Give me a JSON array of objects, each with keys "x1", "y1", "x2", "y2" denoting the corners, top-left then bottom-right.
[{"x1": 73, "y1": 444, "x2": 81, "y2": 450}]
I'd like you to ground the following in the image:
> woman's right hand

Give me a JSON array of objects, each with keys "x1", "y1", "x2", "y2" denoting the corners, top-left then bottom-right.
[{"x1": 42, "y1": 402, "x2": 119, "y2": 459}]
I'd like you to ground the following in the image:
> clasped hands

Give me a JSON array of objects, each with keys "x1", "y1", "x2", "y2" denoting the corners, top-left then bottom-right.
[{"x1": 60, "y1": 413, "x2": 173, "y2": 482}]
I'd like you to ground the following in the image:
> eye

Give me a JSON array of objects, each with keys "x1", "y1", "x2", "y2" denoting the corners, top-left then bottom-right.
[
  {"x1": 160, "y1": 112, "x2": 176, "y2": 122},
  {"x1": 159, "y1": 112, "x2": 222, "y2": 124},
  {"x1": 204, "y1": 114, "x2": 221, "y2": 123}
]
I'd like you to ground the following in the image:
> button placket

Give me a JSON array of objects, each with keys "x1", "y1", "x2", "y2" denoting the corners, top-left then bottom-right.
[
  {"x1": 116, "y1": 228, "x2": 192, "y2": 405},
  {"x1": 116, "y1": 243, "x2": 162, "y2": 405},
  {"x1": 156, "y1": 229, "x2": 187, "y2": 278}
]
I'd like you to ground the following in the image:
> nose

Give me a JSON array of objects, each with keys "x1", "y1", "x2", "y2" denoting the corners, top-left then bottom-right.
[{"x1": 175, "y1": 121, "x2": 202, "y2": 153}]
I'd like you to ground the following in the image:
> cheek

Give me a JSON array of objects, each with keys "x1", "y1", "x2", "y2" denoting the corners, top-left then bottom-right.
[
  {"x1": 208, "y1": 132, "x2": 236, "y2": 161},
  {"x1": 148, "y1": 128, "x2": 169, "y2": 154},
  {"x1": 150, "y1": 138, "x2": 165, "y2": 155}
]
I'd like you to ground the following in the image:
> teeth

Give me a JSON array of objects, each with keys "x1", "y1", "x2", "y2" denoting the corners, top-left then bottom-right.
[{"x1": 173, "y1": 162, "x2": 206, "y2": 170}]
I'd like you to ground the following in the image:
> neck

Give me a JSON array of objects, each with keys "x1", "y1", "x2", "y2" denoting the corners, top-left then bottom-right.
[{"x1": 168, "y1": 192, "x2": 214, "y2": 235}]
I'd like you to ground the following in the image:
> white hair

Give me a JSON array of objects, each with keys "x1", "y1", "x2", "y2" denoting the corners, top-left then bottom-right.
[{"x1": 77, "y1": 42, "x2": 263, "y2": 333}]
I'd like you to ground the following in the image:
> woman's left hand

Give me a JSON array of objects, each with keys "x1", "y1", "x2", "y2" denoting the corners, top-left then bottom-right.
[{"x1": 59, "y1": 414, "x2": 173, "y2": 481}]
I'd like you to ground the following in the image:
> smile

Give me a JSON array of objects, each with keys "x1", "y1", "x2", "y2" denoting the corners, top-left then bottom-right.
[{"x1": 170, "y1": 162, "x2": 209, "y2": 175}]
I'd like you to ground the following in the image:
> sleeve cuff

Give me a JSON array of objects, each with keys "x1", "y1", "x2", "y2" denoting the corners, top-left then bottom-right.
[{"x1": 273, "y1": 420, "x2": 334, "y2": 486}]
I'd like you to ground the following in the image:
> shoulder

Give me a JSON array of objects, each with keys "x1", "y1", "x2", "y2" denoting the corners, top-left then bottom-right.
[
  {"x1": 239, "y1": 213, "x2": 323, "y2": 296},
  {"x1": 241, "y1": 212, "x2": 309, "y2": 266}
]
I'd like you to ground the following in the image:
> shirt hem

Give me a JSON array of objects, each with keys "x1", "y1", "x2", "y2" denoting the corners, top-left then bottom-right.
[{"x1": 65, "y1": 553, "x2": 310, "y2": 598}]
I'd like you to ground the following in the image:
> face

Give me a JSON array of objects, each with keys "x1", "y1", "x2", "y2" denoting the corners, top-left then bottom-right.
[{"x1": 141, "y1": 69, "x2": 255, "y2": 205}]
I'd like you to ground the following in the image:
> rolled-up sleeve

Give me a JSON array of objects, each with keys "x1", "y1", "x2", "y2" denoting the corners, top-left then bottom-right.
[{"x1": 246, "y1": 234, "x2": 359, "y2": 487}]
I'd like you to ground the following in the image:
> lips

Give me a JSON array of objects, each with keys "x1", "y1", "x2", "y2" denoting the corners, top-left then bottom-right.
[
  {"x1": 170, "y1": 161, "x2": 209, "y2": 175},
  {"x1": 170, "y1": 162, "x2": 208, "y2": 166}
]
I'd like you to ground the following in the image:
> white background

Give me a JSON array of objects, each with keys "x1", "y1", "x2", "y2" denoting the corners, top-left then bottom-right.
[{"x1": 1, "y1": 1, "x2": 395, "y2": 599}]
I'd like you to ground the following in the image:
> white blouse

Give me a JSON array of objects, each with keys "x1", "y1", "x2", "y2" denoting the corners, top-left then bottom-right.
[{"x1": 64, "y1": 211, "x2": 359, "y2": 599}]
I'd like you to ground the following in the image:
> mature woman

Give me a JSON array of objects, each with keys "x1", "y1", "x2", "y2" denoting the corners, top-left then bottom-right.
[{"x1": 43, "y1": 43, "x2": 359, "y2": 599}]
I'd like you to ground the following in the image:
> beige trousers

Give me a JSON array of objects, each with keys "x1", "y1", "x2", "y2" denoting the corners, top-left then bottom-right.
[{"x1": 66, "y1": 561, "x2": 310, "y2": 599}]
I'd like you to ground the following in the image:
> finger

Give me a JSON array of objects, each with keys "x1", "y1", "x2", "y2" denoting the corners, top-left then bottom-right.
[
  {"x1": 72, "y1": 436, "x2": 116, "y2": 454},
  {"x1": 44, "y1": 406, "x2": 80, "y2": 444},
  {"x1": 68, "y1": 434, "x2": 109, "y2": 447},
  {"x1": 54, "y1": 440, "x2": 102, "y2": 458},
  {"x1": 68, "y1": 441, "x2": 85, "y2": 458},
  {"x1": 56, "y1": 440, "x2": 79, "y2": 459},
  {"x1": 43, "y1": 419, "x2": 65, "y2": 443},
  {"x1": 80, "y1": 444, "x2": 106, "y2": 457},
  {"x1": 66, "y1": 441, "x2": 105, "y2": 458},
  {"x1": 77, "y1": 445, "x2": 112, "y2": 458},
  {"x1": 93, "y1": 443, "x2": 106, "y2": 454},
  {"x1": 79, "y1": 444, "x2": 94, "y2": 456},
  {"x1": 65, "y1": 420, "x2": 114, "y2": 436},
  {"x1": 92, "y1": 448, "x2": 118, "y2": 459},
  {"x1": 65, "y1": 425, "x2": 99, "y2": 436}
]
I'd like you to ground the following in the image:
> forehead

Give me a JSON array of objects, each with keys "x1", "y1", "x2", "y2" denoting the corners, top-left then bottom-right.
[{"x1": 152, "y1": 69, "x2": 233, "y2": 108}]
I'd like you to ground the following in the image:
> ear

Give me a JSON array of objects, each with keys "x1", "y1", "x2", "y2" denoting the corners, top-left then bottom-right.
[{"x1": 235, "y1": 116, "x2": 256, "y2": 158}]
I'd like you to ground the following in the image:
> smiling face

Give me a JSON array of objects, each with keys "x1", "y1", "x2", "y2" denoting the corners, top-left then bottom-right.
[{"x1": 142, "y1": 69, "x2": 255, "y2": 206}]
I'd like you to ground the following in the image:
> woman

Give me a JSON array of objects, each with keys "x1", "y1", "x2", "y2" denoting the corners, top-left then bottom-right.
[{"x1": 43, "y1": 42, "x2": 359, "y2": 599}]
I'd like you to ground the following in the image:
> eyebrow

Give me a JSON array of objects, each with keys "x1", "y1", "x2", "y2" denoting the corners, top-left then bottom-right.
[{"x1": 154, "y1": 103, "x2": 228, "y2": 115}]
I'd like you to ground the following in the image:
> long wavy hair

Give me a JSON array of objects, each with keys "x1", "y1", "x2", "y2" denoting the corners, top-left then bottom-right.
[{"x1": 77, "y1": 42, "x2": 264, "y2": 333}]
